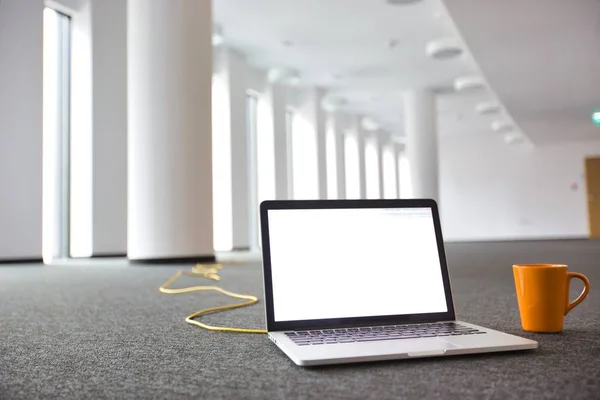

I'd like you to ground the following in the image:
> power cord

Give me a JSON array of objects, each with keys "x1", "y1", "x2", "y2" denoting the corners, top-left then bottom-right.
[{"x1": 159, "y1": 263, "x2": 267, "y2": 334}]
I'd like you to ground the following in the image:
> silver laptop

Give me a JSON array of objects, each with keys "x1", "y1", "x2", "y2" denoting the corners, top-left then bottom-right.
[{"x1": 259, "y1": 199, "x2": 538, "y2": 366}]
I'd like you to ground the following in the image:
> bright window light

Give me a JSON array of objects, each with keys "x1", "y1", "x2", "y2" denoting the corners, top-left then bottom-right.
[
  {"x1": 365, "y1": 137, "x2": 380, "y2": 199},
  {"x1": 398, "y1": 152, "x2": 413, "y2": 198},
  {"x1": 344, "y1": 132, "x2": 360, "y2": 199},
  {"x1": 291, "y1": 114, "x2": 319, "y2": 199},
  {"x1": 69, "y1": 4, "x2": 93, "y2": 258},
  {"x1": 257, "y1": 97, "x2": 276, "y2": 204},
  {"x1": 325, "y1": 121, "x2": 337, "y2": 199},
  {"x1": 43, "y1": 8, "x2": 61, "y2": 263},
  {"x1": 382, "y1": 144, "x2": 397, "y2": 199}
]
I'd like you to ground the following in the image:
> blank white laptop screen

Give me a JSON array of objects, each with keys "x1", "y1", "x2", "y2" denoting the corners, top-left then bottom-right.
[{"x1": 267, "y1": 207, "x2": 448, "y2": 322}]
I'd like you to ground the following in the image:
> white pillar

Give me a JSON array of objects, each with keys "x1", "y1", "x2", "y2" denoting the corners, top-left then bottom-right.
[
  {"x1": 128, "y1": 0, "x2": 213, "y2": 261},
  {"x1": 225, "y1": 50, "x2": 251, "y2": 250},
  {"x1": 92, "y1": 0, "x2": 127, "y2": 256},
  {"x1": 314, "y1": 89, "x2": 328, "y2": 199},
  {"x1": 404, "y1": 90, "x2": 438, "y2": 200},
  {"x1": 271, "y1": 84, "x2": 292, "y2": 200},
  {"x1": 333, "y1": 113, "x2": 347, "y2": 200}
]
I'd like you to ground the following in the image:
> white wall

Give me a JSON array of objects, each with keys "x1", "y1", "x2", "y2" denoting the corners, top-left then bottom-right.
[
  {"x1": 439, "y1": 134, "x2": 600, "y2": 241},
  {"x1": 91, "y1": 0, "x2": 127, "y2": 255},
  {"x1": 0, "y1": 0, "x2": 43, "y2": 259}
]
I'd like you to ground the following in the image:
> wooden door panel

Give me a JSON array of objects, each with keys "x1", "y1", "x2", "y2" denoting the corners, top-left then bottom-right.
[{"x1": 585, "y1": 157, "x2": 600, "y2": 238}]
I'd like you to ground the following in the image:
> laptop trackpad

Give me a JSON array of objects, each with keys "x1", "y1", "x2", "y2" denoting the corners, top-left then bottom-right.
[
  {"x1": 393, "y1": 339, "x2": 459, "y2": 357},
  {"x1": 341, "y1": 338, "x2": 460, "y2": 358}
]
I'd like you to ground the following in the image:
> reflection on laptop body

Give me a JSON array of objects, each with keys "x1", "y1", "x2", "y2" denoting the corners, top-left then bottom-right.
[{"x1": 259, "y1": 199, "x2": 537, "y2": 366}]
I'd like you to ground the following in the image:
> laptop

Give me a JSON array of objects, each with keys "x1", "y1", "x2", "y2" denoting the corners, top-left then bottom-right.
[{"x1": 259, "y1": 199, "x2": 538, "y2": 366}]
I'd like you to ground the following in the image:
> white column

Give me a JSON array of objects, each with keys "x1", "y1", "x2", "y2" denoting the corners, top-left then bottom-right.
[
  {"x1": 356, "y1": 118, "x2": 367, "y2": 199},
  {"x1": 333, "y1": 113, "x2": 347, "y2": 200},
  {"x1": 128, "y1": 0, "x2": 213, "y2": 260},
  {"x1": 271, "y1": 84, "x2": 292, "y2": 199},
  {"x1": 314, "y1": 89, "x2": 328, "y2": 199},
  {"x1": 225, "y1": 50, "x2": 251, "y2": 250},
  {"x1": 92, "y1": 0, "x2": 127, "y2": 256},
  {"x1": 404, "y1": 90, "x2": 438, "y2": 200}
]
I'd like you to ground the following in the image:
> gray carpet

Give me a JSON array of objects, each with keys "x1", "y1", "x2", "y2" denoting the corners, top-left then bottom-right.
[{"x1": 1, "y1": 240, "x2": 600, "y2": 399}]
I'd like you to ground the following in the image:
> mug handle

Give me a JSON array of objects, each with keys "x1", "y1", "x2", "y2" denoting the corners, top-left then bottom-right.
[{"x1": 565, "y1": 272, "x2": 590, "y2": 315}]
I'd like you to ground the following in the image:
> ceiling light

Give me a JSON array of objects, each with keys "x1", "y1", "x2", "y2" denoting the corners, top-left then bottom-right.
[
  {"x1": 320, "y1": 96, "x2": 348, "y2": 112},
  {"x1": 267, "y1": 67, "x2": 301, "y2": 86},
  {"x1": 491, "y1": 120, "x2": 514, "y2": 133},
  {"x1": 426, "y1": 38, "x2": 463, "y2": 60},
  {"x1": 361, "y1": 117, "x2": 380, "y2": 131},
  {"x1": 454, "y1": 76, "x2": 486, "y2": 92},
  {"x1": 475, "y1": 102, "x2": 501, "y2": 115},
  {"x1": 212, "y1": 24, "x2": 224, "y2": 46}
]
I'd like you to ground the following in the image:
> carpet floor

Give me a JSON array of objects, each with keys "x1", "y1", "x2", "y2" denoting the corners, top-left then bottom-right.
[{"x1": 1, "y1": 240, "x2": 599, "y2": 399}]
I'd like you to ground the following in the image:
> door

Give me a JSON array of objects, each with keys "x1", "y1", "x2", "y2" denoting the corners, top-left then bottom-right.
[{"x1": 585, "y1": 157, "x2": 600, "y2": 238}]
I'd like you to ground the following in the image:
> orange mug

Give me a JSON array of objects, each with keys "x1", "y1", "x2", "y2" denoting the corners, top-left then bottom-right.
[{"x1": 513, "y1": 264, "x2": 590, "y2": 333}]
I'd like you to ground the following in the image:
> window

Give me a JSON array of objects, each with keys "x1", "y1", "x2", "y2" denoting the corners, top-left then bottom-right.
[
  {"x1": 382, "y1": 144, "x2": 397, "y2": 199},
  {"x1": 212, "y1": 76, "x2": 232, "y2": 251},
  {"x1": 247, "y1": 93, "x2": 259, "y2": 247},
  {"x1": 252, "y1": 94, "x2": 276, "y2": 247},
  {"x1": 364, "y1": 137, "x2": 380, "y2": 199},
  {"x1": 285, "y1": 109, "x2": 294, "y2": 198},
  {"x1": 344, "y1": 131, "x2": 360, "y2": 199},
  {"x1": 325, "y1": 120, "x2": 337, "y2": 199},
  {"x1": 43, "y1": 7, "x2": 71, "y2": 263},
  {"x1": 398, "y1": 151, "x2": 413, "y2": 198},
  {"x1": 256, "y1": 96, "x2": 276, "y2": 204},
  {"x1": 291, "y1": 113, "x2": 318, "y2": 199}
]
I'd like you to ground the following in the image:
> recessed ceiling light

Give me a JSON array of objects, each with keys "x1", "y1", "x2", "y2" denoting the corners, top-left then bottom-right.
[
  {"x1": 491, "y1": 120, "x2": 514, "y2": 133},
  {"x1": 475, "y1": 102, "x2": 501, "y2": 115},
  {"x1": 426, "y1": 38, "x2": 463, "y2": 60},
  {"x1": 361, "y1": 117, "x2": 380, "y2": 131},
  {"x1": 454, "y1": 76, "x2": 486, "y2": 92},
  {"x1": 212, "y1": 24, "x2": 224, "y2": 46}
]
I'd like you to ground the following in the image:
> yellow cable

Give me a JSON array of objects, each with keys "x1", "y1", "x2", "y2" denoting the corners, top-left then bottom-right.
[{"x1": 159, "y1": 263, "x2": 267, "y2": 334}]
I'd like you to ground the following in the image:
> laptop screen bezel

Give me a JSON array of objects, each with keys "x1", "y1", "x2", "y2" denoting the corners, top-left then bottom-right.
[{"x1": 259, "y1": 199, "x2": 456, "y2": 332}]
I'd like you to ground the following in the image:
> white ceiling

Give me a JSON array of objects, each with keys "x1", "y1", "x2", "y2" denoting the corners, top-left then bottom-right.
[
  {"x1": 213, "y1": 0, "x2": 492, "y2": 137},
  {"x1": 442, "y1": 0, "x2": 600, "y2": 145},
  {"x1": 214, "y1": 0, "x2": 600, "y2": 145}
]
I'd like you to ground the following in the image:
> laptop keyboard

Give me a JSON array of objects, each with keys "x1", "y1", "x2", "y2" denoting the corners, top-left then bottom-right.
[{"x1": 285, "y1": 322, "x2": 486, "y2": 346}]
